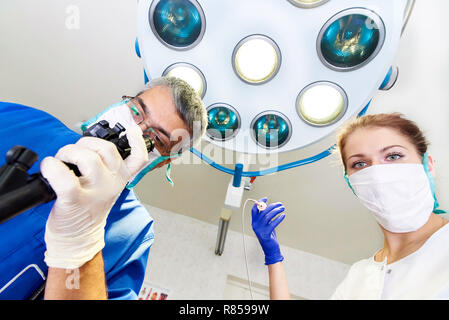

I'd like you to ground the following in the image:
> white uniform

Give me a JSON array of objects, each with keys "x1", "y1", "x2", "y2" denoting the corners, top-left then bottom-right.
[{"x1": 331, "y1": 223, "x2": 449, "y2": 299}]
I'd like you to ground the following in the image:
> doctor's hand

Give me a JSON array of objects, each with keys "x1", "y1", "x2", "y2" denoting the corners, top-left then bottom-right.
[
  {"x1": 40, "y1": 125, "x2": 148, "y2": 269},
  {"x1": 251, "y1": 198, "x2": 286, "y2": 265}
]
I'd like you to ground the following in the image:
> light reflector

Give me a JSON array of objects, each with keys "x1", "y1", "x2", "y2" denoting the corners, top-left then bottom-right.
[
  {"x1": 232, "y1": 35, "x2": 281, "y2": 85},
  {"x1": 150, "y1": 0, "x2": 205, "y2": 50},
  {"x1": 297, "y1": 82, "x2": 347, "y2": 126},
  {"x1": 206, "y1": 103, "x2": 241, "y2": 141},
  {"x1": 287, "y1": 0, "x2": 329, "y2": 8},
  {"x1": 251, "y1": 111, "x2": 292, "y2": 149},
  {"x1": 318, "y1": 8, "x2": 385, "y2": 71},
  {"x1": 163, "y1": 62, "x2": 207, "y2": 98}
]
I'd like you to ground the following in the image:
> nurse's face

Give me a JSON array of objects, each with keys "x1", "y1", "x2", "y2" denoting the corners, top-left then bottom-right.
[{"x1": 343, "y1": 126, "x2": 435, "y2": 176}]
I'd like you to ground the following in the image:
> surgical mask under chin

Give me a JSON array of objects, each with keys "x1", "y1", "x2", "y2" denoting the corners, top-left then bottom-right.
[
  {"x1": 81, "y1": 100, "x2": 176, "y2": 188},
  {"x1": 126, "y1": 147, "x2": 177, "y2": 190},
  {"x1": 344, "y1": 154, "x2": 444, "y2": 233}
]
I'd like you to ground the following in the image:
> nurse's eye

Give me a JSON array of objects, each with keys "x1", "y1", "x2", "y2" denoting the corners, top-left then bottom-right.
[
  {"x1": 352, "y1": 161, "x2": 367, "y2": 169},
  {"x1": 386, "y1": 152, "x2": 403, "y2": 161}
]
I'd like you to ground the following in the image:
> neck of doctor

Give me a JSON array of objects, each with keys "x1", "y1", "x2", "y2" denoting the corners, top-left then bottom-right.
[{"x1": 376, "y1": 213, "x2": 449, "y2": 264}]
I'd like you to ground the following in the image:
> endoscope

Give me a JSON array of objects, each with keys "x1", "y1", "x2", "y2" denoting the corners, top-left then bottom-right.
[{"x1": 0, "y1": 120, "x2": 155, "y2": 224}]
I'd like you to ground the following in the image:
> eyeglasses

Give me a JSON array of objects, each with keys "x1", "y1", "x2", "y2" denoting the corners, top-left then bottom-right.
[{"x1": 121, "y1": 95, "x2": 174, "y2": 156}]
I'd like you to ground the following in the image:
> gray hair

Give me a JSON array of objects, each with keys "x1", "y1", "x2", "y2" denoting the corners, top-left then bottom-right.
[{"x1": 139, "y1": 76, "x2": 208, "y2": 150}]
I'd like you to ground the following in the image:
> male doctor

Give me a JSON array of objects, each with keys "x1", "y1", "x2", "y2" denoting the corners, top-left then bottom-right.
[{"x1": 0, "y1": 77, "x2": 208, "y2": 299}]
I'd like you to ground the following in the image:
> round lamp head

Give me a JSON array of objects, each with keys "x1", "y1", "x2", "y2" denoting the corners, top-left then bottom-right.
[
  {"x1": 287, "y1": 0, "x2": 330, "y2": 8},
  {"x1": 206, "y1": 104, "x2": 241, "y2": 141},
  {"x1": 251, "y1": 111, "x2": 292, "y2": 149},
  {"x1": 297, "y1": 82, "x2": 348, "y2": 126},
  {"x1": 318, "y1": 8, "x2": 385, "y2": 71},
  {"x1": 232, "y1": 35, "x2": 281, "y2": 85},
  {"x1": 163, "y1": 62, "x2": 207, "y2": 98},
  {"x1": 150, "y1": 0, "x2": 205, "y2": 50}
]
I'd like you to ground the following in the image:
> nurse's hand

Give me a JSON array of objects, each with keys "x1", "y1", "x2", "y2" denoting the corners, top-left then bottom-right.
[
  {"x1": 251, "y1": 197, "x2": 286, "y2": 265},
  {"x1": 40, "y1": 125, "x2": 148, "y2": 269}
]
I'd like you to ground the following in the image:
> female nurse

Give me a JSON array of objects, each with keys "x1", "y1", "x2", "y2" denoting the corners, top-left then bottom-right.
[{"x1": 252, "y1": 113, "x2": 449, "y2": 299}]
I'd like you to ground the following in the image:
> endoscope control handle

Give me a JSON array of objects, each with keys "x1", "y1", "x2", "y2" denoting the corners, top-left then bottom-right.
[
  {"x1": 0, "y1": 121, "x2": 155, "y2": 224},
  {"x1": 63, "y1": 135, "x2": 154, "y2": 177}
]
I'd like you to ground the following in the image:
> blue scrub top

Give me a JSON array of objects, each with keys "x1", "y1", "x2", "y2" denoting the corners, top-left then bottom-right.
[{"x1": 0, "y1": 102, "x2": 154, "y2": 300}]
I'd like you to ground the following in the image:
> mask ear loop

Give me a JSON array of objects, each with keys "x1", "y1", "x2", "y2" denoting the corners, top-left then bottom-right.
[
  {"x1": 144, "y1": 127, "x2": 180, "y2": 187},
  {"x1": 165, "y1": 154, "x2": 181, "y2": 187},
  {"x1": 344, "y1": 170, "x2": 357, "y2": 196},
  {"x1": 125, "y1": 154, "x2": 175, "y2": 189},
  {"x1": 125, "y1": 127, "x2": 181, "y2": 189},
  {"x1": 422, "y1": 152, "x2": 447, "y2": 214}
]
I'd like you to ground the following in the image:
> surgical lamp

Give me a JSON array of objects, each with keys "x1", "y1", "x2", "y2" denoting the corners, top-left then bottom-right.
[{"x1": 136, "y1": 0, "x2": 415, "y2": 255}]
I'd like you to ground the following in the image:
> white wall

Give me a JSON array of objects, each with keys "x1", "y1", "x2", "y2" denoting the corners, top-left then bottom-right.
[
  {"x1": 143, "y1": 204, "x2": 349, "y2": 300},
  {"x1": 0, "y1": 0, "x2": 145, "y2": 126}
]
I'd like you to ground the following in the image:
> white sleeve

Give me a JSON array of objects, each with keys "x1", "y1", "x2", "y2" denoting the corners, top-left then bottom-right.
[
  {"x1": 329, "y1": 261, "x2": 363, "y2": 300},
  {"x1": 329, "y1": 277, "x2": 347, "y2": 300},
  {"x1": 329, "y1": 258, "x2": 372, "y2": 300}
]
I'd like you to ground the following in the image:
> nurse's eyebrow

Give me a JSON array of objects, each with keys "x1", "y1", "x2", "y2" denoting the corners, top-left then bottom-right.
[
  {"x1": 380, "y1": 145, "x2": 406, "y2": 152},
  {"x1": 347, "y1": 153, "x2": 365, "y2": 160},
  {"x1": 347, "y1": 145, "x2": 407, "y2": 160}
]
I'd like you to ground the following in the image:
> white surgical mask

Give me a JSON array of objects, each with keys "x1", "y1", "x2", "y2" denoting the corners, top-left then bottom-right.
[
  {"x1": 346, "y1": 163, "x2": 435, "y2": 233},
  {"x1": 81, "y1": 100, "x2": 136, "y2": 132}
]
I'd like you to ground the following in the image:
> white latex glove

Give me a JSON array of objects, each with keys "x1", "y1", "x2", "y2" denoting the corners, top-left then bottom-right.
[{"x1": 40, "y1": 125, "x2": 148, "y2": 269}]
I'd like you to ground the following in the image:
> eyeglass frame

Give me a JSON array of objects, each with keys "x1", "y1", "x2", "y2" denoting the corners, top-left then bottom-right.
[{"x1": 121, "y1": 95, "x2": 185, "y2": 157}]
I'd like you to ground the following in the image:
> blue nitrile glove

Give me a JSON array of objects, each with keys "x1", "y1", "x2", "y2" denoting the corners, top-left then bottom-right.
[{"x1": 251, "y1": 198, "x2": 286, "y2": 265}]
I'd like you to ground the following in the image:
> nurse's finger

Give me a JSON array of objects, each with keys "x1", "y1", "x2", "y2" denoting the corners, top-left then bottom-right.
[
  {"x1": 252, "y1": 197, "x2": 268, "y2": 219},
  {"x1": 261, "y1": 202, "x2": 283, "y2": 215},
  {"x1": 268, "y1": 214, "x2": 286, "y2": 233},
  {"x1": 263, "y1": 206, "x2": 285, "y2": 224}
]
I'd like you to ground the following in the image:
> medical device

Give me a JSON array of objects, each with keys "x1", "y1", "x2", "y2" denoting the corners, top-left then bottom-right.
[
  {"x1": 134, "y1": 0, "x2": 416, "y2": 298},
  {"x1": 137, "y1": 0, "x2": 412, "y2": 154},
  {"x1": 0, "y1": 120, "x2": 155, "y2": 224},
  {"x1": 241, "y1": 198, "x2": 267, "y2": 300},
  {"x1": 136, "y1": 0, "x2": 416, "y2": 256}
]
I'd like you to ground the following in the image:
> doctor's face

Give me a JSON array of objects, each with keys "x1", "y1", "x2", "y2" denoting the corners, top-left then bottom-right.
[
  {"x1": 126, "y1": 85, "x2": 191, "y2": 168},
  {"x1": 343, "y1": 126, "x2": 433, "y2": 176}
]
